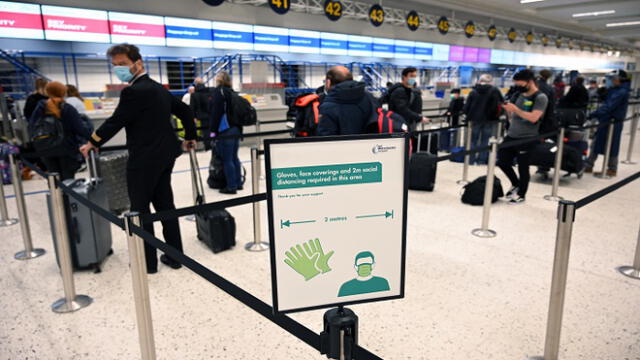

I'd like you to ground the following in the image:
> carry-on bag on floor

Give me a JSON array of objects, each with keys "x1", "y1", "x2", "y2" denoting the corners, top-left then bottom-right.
[
  {"x1": 97, "y1": 150, "x2": 130, "y2": 214},
  {"x1": 461, "y1": 176, "x2": 504, "y2": 205},
  {"x1": 207, "y1": 143, "x2": 246, "y2": 190},
  {"x1": 189, "y1": 148, "x2": 237, "y2": 253},
  {"x1": 47, "y1": 151, "x2": 113, "y2": 272},
  {"x1": 449, "y1": 146, "x2": 465, "y2": 163},
  {"x1": 409, "y1": 134, "x2": 437, "y2": 191},
  {"x1": 529, "y1": 142, "x2": 584, "y2": 175}
]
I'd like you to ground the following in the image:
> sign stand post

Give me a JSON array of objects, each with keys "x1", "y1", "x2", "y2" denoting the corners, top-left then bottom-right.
[{"x1": 320, "y1": 306, "x2": 358, "y2": 360}]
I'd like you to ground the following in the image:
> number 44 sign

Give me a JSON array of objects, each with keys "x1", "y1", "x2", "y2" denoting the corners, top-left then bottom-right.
[{"x1": 265, "y1": 134, "x2": 409, "y2": 314}]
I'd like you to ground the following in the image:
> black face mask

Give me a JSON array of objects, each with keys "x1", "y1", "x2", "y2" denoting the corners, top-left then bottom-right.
[{"x1": 514, "y1": 85, "x2": 529, "y2": 93}]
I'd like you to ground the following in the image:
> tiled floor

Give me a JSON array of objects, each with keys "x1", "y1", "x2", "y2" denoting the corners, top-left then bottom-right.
[{"x1": 1, "y1": 128, "x2": 639, "y2": 359}]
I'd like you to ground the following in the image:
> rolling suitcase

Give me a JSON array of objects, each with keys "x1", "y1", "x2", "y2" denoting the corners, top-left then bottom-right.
[
  {"x1": 97, "y1": 151, "x2": 130, "y2": 214},
  {"x1": 47, "y1": 152, "x2": 113, "y2": 272},
  {"x1": 189, "y1": 148, "x2": 236, "y2": 253},
  {"x1": 409, "y1": 134, "x2": 437, "y2": 191}
]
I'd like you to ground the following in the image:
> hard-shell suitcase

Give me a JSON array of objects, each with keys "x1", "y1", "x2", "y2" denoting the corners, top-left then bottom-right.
[
  {"x1": 189, "y1": 148, "x2": 237, "y2": 253},
  {"x1": 409, "y1": 134, "x2": 437, "y2": 191},
  {"x1": 47, "y1": 152, "x2": 112, "y2": 272},
  {"x1": 97, "y1": 151, "x2": 129, "y2": 214},
  {"x1": 529, "y1": 142, "x2": 584, "y2": 174}
]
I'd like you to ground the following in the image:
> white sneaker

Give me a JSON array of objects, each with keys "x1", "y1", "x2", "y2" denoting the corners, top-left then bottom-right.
[
  {"x1": 506, "y1": 186, "x2": 519, "y2": 199},
  {"x1": 508, "y1": 195, "x2": 525, "y2": 204}
]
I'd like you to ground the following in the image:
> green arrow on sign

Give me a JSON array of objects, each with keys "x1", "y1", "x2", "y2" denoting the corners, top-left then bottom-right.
[
  {"x1": 280, "y1": 219, "x2": 317, "y2": 228},
  {"x1": 355, "y1": 210, "x2": 394, "y2": 220}
]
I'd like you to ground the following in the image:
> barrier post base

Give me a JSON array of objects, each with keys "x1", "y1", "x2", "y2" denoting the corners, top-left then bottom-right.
[
  {"x1": 594, "y1": 173, "x2": 611, "y2": 180},
  {"x1": 320, "y1": 307, "x2": 358, "y2": 360},
  {"x1": 14, "y1": 248, "x2": 45, "y2": 260},
  {"x1": 617, "y1": 266, "x2": 640, "y2": 280},
  {"x1": 544, "y1": 195, "x2": 564, "y2": 202},
  {"x1": 621, "y1": 160, "x2": 637, "y2": 165},
  {"x1": 245, "y1": 241, "x2": 269, "y2": 252},
  {"x1": 456, "y1": 180, "x2": 469, "y2": 185},
  {"x1": 0, "y1": 218, "x2": 18, "y2": 227},
  {"x1": 51, "y1": 294, "x2": 92, "y2": 313},
  {"x1": 471, "y1": 228, "x2": 497, "y2": 238}
]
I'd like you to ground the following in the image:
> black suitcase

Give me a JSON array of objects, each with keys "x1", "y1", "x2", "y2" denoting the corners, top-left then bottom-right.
[
  {"x1": 196, "y1": 209, "x2": 236, "y2": 253},
  {"x1": 207, "y1": 143, "x2": 246, "y2": 190},
  {"x1": 530, "y1": 142, "x2": 584, "y2": 174},
  {"x1": 409, "y1": 152, "x2": 437, "y2": 191},
  {"x1": 97, "y1": 151, "x2": 130, "y2": 214}
]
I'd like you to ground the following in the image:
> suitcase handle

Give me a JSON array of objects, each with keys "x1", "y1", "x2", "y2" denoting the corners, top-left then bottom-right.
[
  {"x1": 85, "y1": 149, "x2": 99, "y2": 186},
  {"x1": 189, "y1": 147, "x2": 206, "y2": 205}
]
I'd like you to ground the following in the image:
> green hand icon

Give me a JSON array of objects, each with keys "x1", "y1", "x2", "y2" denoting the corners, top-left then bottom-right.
[
  {"x1": 307, "y1": 238, "x2": 334, "y2": 274},
  {"x1": 284, "y1": 239, "x2": 334, "y2": 281},
  {"x1": 284, "y1": 244, "x2": 321, "y2": 281}
]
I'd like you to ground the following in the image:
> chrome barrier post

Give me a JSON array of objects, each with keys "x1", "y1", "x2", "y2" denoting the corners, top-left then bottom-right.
[
  {"x1": 471, "y1": 136, "x2": 498, "y2": 238},
  {"x1": 0, "y1": 174, "x2": 18, "y2": 227},
  {"x1": 124, "y1": 212, "x2": 157, "y2": 360},
  {"x1": 621, "y1": 111, "x2": 638, "y2": 165},
  {"x1": 544, "y1": 127, "x2": 566, "y2": 202},
  {"x1": 10, "y1": 154, "x2": 45, "y2": 260},
  {"x1": 596, "y1": 121, "x2": 615, "y2": 179},
  {"x1": 256, "y1": 120, "x2": 263, "y2": 152},
  {"x1": 457, "y1": 120, "x2": 473, "y2": 185},
  {"x1": 49, "y1": 173, "x2": 92, "y2": 313},
  {"x1": 245, "y1": 147, "x2": 268, "y2": 252},
  {"x1": 533, "y1": 200, "x2": 576, "y2": 360},
  {"x1": 617, "y1": 223, "x2": 640, "y2": 280}
]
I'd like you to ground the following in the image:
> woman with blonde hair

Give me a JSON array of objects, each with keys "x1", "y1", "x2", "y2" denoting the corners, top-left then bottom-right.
[
  {"x1": 23, "y1": 77, "x2": 48, "y2": 119},
  {"x1": 28, "y1": 81, "x2": 90, "y2": 180}
]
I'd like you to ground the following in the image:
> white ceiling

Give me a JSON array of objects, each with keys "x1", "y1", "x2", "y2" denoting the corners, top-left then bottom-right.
[{"x1": 394, "y1": 0, "x2": 640, "y2": 49}]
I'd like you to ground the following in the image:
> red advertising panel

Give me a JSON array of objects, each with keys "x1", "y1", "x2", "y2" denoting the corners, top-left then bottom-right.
[
  {"x1": 0, "y1": 1, "x2": 43, "y2": 40},
  {"x1": 108, "y1": 11, "x2": 165, "y2": 46},
  {"x1": 42, "y1": 5, "x2": 109, "y2": 43}
]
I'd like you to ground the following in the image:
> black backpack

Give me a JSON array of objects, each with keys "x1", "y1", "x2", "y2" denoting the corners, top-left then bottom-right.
[
  {"x1": 293, "y1": 93, "x2": 320, "y2": 137},
  {"x1": 365, "y1": 108, "x2": 409, "y2": 134},
  {"x1": 513, "y1": 91, "x2": 557, "y2": 135},
  {"x1": 227, "y1": 90, "x2": 257, "y2": 126},
  {"x1": 29, "y1": 102, "x2": 65, "y2": 152},
  {"x1": 461, "y1": 176, "x2": 504, "y2": 206}
]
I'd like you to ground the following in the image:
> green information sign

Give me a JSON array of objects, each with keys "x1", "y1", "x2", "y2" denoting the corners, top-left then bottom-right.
[{"x1": 272, "y1": 162, "x2": 382, "y2": 190}]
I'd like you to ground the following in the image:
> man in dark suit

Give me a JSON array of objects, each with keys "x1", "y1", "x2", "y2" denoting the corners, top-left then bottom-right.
[{"x1": 80, "y1": 44, "x2": 197, "y2": 274}]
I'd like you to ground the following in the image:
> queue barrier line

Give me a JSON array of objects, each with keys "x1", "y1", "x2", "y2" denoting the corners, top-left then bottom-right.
[
  {"x1": 575, "y1": 171, "x2": 640, "y2": 209},
  {"x1": 140, "y1": 193, "x2": 267, "y2": 224}
]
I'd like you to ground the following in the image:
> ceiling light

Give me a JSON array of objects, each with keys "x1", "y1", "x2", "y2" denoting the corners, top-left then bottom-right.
[
  {"x1": 520, "y1": 0, "x2": 544, "y2": 3},
  {"x1": 572, "y1": 10, "x2": 615, "y2": 18},
  {"x1": 606, "y1": 21, "x2": 640, "y2": 27}
]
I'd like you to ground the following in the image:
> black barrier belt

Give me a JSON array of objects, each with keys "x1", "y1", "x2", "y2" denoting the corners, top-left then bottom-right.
[
  {"x1": 140, "y1": 193, "x2": 267, "y2": 224},
  {"x1": 413, "y1": 123, "x2": 466, "y2": 136},
  {"x1": 128, "y1": 224, "x2": 383, "y2": 360},
  {"x1": 257, "y1": 149, "x2": 265, "y2": 156},
  {"x1": 258, "y1": 119, "x2": 291, "y2": 124},
  {"x1": 58, "y1": 180, "x2": 125, "y2": 229},
  {"x1": 579, "y1": 115, "x2": 635, "y2": 131},
  {"x1": 422, "y1": 107, "x2": 449, "y2": 112},
  {"x1": 575, "y1": 171, "x2": 640, "y2": 209}
]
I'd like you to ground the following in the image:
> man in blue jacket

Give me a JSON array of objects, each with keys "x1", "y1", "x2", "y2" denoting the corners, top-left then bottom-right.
[
  {"x1": 317, "y1": 66, "x2": 376, "y2": 136},
  {"x1": 584, "y1": 69, "x2": 631, "y2": 177}
]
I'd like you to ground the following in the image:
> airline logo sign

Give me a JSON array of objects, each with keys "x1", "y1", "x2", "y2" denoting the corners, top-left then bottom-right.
[
  {"x1": 0, "y1": 1, "x2": 43, "y2": 39},
  {"x1": 42, "y1": 6, "x2": 109, "y2": 43},
  {"x1": 108, "y1": 11, "x2": 165, "y2": 46}
]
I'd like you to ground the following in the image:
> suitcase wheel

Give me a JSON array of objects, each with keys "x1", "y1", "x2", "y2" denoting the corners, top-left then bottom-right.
[
  {"x1": 108, "y1": 248, "x2": 114, "y2": 256},
  {"x1": 93, "y1": 265, "x2": 102, "y2": 274}
]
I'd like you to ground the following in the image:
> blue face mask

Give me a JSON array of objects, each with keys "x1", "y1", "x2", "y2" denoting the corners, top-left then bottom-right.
[
  {"x1": 407, "y1": 77, "x2": 416, "y2": 86},
  {"x1": 113, "y1": 65, "x2": 134, "y2": 83},
  {"x1": 605, "y1": 78, "x2": 613, "y2": 88}
]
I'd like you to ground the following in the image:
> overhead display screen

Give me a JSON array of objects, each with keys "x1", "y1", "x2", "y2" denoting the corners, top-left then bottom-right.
[
  {"x1": 394, "y1": 40, "x2": 414, "y2": 59},
  {"x1": 289, "y1": 29, "x2": 320, "y2": 54},
  {"x1": 463, "y1": 47, "x2": 478, "y2": 62},
  {"x1": 449, "y1": 45, "x2": 464, "y2": 62},
  {"x1": 0, "y1": 1, "x2": 44, "y2": 40},
  {"x1": 431, "y1": 43, "x2": 450, "y2": 61},
  {"x1": 254, "y1": 25, "x2": 289, "y2": 53},
  {"x1": 477, "y1": 48, "x2": 491, "y2": 63},
  {"x1": 372, "y1": 37, "x2": 394, "y2": 58},
  {"x1": 164, "y1": 17, "x2": 212, "y2": 48},
  {"x1": 212, "y1": 21, "x2": 253, "y2": 50},
  {"x1": 321, "y1": 32, "x2": 348, "y2": 56},
  {"x1": 414, "y1": 42, "x2": 433, "y2": 60},
  {"x1": 347, "y1": 35, "x2": 372, "y2": 57},
  {"x1": 42, "y1": 5, "x2": 109, "y2": 43},
  {"x1": 108, "y1": 11, "x2": 165, "y2": 46}
]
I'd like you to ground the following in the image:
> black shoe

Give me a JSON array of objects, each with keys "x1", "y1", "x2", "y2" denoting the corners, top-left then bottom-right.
[
  {"x1": 219, "y1": 188, "x2": 237, "y2": 194},
  {"x1": 160, "y1": 255, "x2": 182, "y2": 269},
  {"x1": 147, "y1": 267, "x2": 158, "y2": 274},
  {"x1": 238, "y1": 185, "x2": 244, "y2": 191}
]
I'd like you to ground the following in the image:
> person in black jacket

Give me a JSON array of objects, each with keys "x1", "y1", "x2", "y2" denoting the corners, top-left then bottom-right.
[
  {"x1": 317, "y1": 66, "x2": 376, "y2": 136},
  {"x1": 23, "y1": 78, "x2": 49, "y2": 120},
  {"x1": 387, "y1": 67, "x2": 429, "y2": 129},
  {"x1": 190, "y1": 77, "x2": 212, "y2": 143},
  {"x1": 463, "y1": 74, "x2": 503, "y2": 164},
  {"x1": 558, "y1": 76, "x2": 589, "y2": 109},
  {"x1": 80, "y1": 44, "x2": 197, "y2": 274},
  {"x1": 440, "y1": 88, "x2": 464, "y2": 151},
  {"x1": 28, "y1": 81, "x2": 90, "y2": 180},
  {"x1": 209, "y1": 71, "x2": 243, "y2": 194}
]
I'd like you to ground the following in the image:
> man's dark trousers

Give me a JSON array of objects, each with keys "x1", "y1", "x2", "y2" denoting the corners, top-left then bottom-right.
[{"x1": 127, "y1": 159, "x2": 183, "y2": 272}]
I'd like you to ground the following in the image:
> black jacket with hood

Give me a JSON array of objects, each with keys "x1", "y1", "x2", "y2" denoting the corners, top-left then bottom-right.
[
  {"x1": 317, "y1": 80, "x2": 375, "y2": 136},
  {"x1": 190, "y1": 83, "x2": 212, "y2": 124},
  {"x1": 463, "y1": 84, "x2": 503, "y2": 124},
  {"x1": 387, "y1": 83, "x2": 422, "y2": 126}
]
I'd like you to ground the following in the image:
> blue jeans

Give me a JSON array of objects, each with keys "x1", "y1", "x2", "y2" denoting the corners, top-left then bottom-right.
[
  {"x1": 470, "y1": 122, "x2": 495, "y2": 164},
  {"x1": 439, "y1": 128, "x2": 458, "y2": 151},
  {"x1": 216, "y1": 127, "x2": 242, "y2": 190}
]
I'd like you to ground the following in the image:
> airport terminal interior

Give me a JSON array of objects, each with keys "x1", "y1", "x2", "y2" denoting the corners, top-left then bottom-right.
[{"x1": 0, "y1": 0, "x2": 639, "y2": 359}]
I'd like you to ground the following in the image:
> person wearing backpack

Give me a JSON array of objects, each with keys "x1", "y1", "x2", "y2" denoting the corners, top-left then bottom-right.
[
  {"x1": 463, "y1": 74, "x2": 503, "y2": 165},
  {"x1": 28, "y1": 81, "x2": 90, "y2": 180},
  {"x1": 209, "y1": 71, "x2": 243, "y2": 194},
  {"x1": 498, "y1": 70, "x2": 548, "y2": 204}
]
